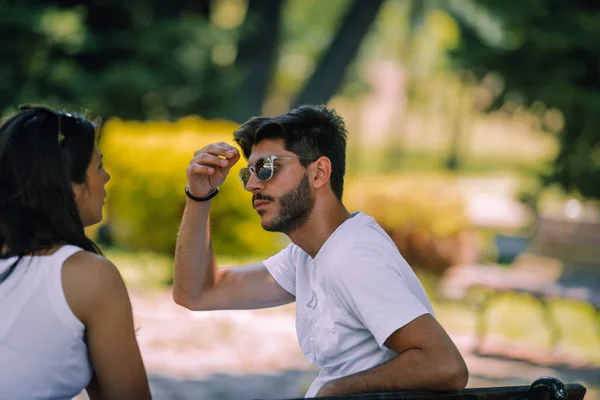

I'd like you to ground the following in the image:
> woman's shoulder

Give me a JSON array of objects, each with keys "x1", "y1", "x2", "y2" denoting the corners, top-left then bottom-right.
[
  {"x1": 62, "y1": 251, "x2": 127, "y2": 324},
  {"x1": 63, "y1": 251, "x2": 123, "y2": 291},
  {"x1": 63, "y1": 249, "x2": 114, "y2": 270}
]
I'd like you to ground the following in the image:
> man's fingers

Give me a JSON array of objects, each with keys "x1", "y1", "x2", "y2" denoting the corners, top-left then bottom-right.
[
  {"x1": 194, "y1": 143, "x2": 239, "y2": 159},
  {"x1": 221, "y1": 151, "x2": 241, "y2": 171},
  {"x1": 214, "y1": 142, "x2": 239, "y2": 158},
  {"x1": 190, "y1": 153, "x2": 229, "y2": 168},
  {"x1": 187, "y1": 164, "x2": 214, "y2": 176},
  {"x1": 228, "y1": 150, "x2": 241, "y2": 163}
]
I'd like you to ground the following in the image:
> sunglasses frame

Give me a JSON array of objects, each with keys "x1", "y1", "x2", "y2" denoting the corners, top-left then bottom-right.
[
  {"x1": 19, "y1": 104, "x2": 77, "y2": 145},
  {"x1": 239, "y1": 155, "x2": 315, "y2": 190}
]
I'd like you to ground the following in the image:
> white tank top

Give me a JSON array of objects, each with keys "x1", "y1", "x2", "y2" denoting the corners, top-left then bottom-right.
[{"x1": 0, "y1": 245, "x2": 92, "y2": 400}]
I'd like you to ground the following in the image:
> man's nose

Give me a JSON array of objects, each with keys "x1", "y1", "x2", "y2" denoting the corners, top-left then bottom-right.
[{"x1": 245, "y1": 171, "x2": 265, "y2": 193}]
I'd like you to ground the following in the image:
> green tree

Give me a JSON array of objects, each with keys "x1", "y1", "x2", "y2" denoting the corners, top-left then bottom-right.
[
  {"x1": 446, "y1": 0, "x2": 600, "y2": 198},
  {"x1": 0, "y1": 0, "x2": 385, "y2": 123},
  {"x1": 0, "y1": 0, "x2": 235, "y2": 120},
  {"x1": 228, "y1": 0, "x2": 284, "y2": 122}
]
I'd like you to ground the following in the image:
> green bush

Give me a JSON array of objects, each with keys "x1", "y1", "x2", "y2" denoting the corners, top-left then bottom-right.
[
  {"x1": 345, "y1": 173, "x2": 474, "y2": 274},
  {"x1": 345, "y1": 173, "x2": 469, "y2": 236},
  {"x1": 95, "y1": 116, "x2": 284, "y2": 257},
  {"x1": 548, "y1": 298, "x2": 600, "y2": 366}
]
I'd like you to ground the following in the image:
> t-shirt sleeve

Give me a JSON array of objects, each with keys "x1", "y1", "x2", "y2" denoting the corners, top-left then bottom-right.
[
  {"x1": 329, "y1": 251, "x2": 432, "y2": 350},
  {"x1": 263, "y1": 243, "x2": 297, "y2": 296}
]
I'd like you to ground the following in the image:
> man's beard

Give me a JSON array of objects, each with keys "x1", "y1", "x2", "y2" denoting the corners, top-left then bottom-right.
[{"x1": 256, "y1": 174, "x2": 313, "y2": 235}]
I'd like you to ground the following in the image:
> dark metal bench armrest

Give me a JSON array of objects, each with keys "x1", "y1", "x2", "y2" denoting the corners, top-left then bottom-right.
[{"x1": 273, "y1": 377, "x2": 586, "y2": 400}]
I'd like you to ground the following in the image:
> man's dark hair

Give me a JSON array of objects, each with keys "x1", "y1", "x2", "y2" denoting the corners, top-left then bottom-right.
[{"x1": 233, "y1": 104, "x2": 348, "y2": 201}]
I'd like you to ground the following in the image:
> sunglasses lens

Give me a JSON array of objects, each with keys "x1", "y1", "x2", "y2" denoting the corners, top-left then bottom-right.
[
  {"x1": 239, "y1": 157, "x2": 275, "y2": 189},
  {"x1": 239, "y1": 168, "x2": 251, "y2": 187},
  {"x1": 256, "y1": 158, "x2": 273, "y2": 181}
]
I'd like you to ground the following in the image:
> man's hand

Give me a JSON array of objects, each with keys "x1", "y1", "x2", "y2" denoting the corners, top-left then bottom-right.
[{"x1": 187, "y1": 142, "x2": 241, "y2": 198}]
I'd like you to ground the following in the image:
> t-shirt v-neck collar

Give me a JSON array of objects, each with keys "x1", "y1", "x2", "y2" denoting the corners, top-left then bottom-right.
[{"x1": 312, "y1": 211, "x2": 364, "y2": 265}]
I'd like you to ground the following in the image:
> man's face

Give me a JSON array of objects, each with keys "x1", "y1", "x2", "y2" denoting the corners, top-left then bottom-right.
[{"x1": 245, "y1": 139, "x2": 313, "y2": 234}]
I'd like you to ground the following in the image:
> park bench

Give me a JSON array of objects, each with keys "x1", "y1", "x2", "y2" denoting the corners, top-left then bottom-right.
[
  {"x1": 436, "y1": 215, "x2": 600, "y2": 368},
  {"x1": 495, "y1": 214, "x2": 600, "y2": 266},
  {"x1": 528, "y1": 216, "x2": 600, "y2": 263},
  {"x1": 275, "y1": 376, "x2": 586, "y2": 400},
  {"x1": 474, "y1": 215, "x2": 600, "y2": 311}
]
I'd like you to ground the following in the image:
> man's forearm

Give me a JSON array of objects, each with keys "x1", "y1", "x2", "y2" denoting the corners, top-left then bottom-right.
[
  {"x1": 173, "y1": 199, "x2": 217, "y2": 304},
  {"x1": 317, "y1": 348, "x2": 468, "y2": 397}
]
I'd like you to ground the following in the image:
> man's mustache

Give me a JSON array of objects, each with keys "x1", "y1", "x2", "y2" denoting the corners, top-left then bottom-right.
[{"x1": 253, "y1": 193, "x2": 276, "y2": 202}]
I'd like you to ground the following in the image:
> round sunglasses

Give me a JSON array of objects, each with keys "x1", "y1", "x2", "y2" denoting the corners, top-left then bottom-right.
[
  {"x1": 238, "y1": 155, "x2": 313, "y2": 190},
  {"x1": 19, "y1": 104, "x2": 81, "y2": 145}
]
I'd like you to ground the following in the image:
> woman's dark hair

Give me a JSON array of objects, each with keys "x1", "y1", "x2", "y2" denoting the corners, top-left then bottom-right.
[{"x1": 0, "y1": 105, "x2": 102, "y2": 281}]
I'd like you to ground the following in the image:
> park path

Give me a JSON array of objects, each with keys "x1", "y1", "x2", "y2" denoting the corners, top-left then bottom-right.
[{"x1": 76, "y1": 289, "x2": 595, "y2": 400}]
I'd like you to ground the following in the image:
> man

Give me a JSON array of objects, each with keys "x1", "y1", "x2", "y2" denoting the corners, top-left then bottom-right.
[{"x1": 173, "y1": 105, "x2": 468, "y2": 398}]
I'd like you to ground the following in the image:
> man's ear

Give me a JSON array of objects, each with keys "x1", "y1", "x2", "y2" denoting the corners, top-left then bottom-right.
[{"x1": 310, "y1": 156, "x2": 332, "y2": 190}]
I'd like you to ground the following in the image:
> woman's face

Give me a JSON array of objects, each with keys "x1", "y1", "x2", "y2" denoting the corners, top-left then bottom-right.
[{"x1": 72, "y1": 147, "x2": 111, "y2": 227}]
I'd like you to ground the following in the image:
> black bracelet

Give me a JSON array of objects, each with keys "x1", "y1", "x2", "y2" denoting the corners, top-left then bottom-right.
[{"x1": 185, "y1": 186, "x2": 220, "y2": 202}]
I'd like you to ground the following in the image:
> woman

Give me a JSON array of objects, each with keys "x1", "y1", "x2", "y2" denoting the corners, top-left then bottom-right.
[{"x1": 0, "y1": 106, "x2": 151, "y2": 399}]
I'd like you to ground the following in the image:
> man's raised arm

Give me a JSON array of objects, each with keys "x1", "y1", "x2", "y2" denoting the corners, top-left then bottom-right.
[{"x1": 172, "y1": 143, "x2": 294, "y2": 311}]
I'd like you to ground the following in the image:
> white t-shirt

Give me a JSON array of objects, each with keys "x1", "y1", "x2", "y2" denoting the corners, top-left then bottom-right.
[
  {"x1": 264, "y1": 212, "x2": 434, "y2": 398},
  {"x1": 0, "y1": 245, "x2": 92, "y2": 400}
]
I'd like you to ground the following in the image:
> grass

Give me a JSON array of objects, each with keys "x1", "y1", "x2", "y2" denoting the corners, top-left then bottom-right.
[
  {"x1": 105, "y1": 249, "x2": 175, "y2": 289},
  {"x1": 105, "y1": 248, "x2": 265, "y2": 290},
  {"x1": 109, "y1": 249, "x2": 600, "y2": 368},
  {"x1": 433, "y1": 290, "x2": 600, "y2": 367}
]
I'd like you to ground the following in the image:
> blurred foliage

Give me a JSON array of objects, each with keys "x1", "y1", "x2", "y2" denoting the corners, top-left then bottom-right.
[
  {"x1": 483, "y1": 292, "x2": 553, "y2": 346},
  {"x1": 0, "y1": 0, "x2": 462, "y2": 121},
  {"x1": 345, "y1": 173, "x2": 475, "y2": 274},
  {"x1": 433, "y1": 289, "x2": 600, "y2": 367},
  {"x1": 345, "y1": 173, "x2": 469, "y2": 238},
  {"x1": 97, "y1": 116, "x2": 284, "y2": 256},
  {"x1": 446, "y1": 0, "x2": 600, "y2": 199},
  {"x1": 273, "y1": 0, "x2": 351, "y2": 96},
  {"x1": 549, "y1": 297, "x2": 600, "y2": 365},
  {"x1": 431, "y1": 299, "x2": 477, "y2": 335},
  {"x1": 6, "y1": 0, "x2": 600, "y2": 268},
  {"x1": 0, "y1": 0, "x2": 387, "y2": 123},
  {"x1": 105, "y1": 249, "x2": 175, "y2": 288},
  {"x1": 291, "y1": 0, "x2": 386, "y2": 108},
  {"x1": 0, "y1": 0, "x2": 243, "y2": 120}
]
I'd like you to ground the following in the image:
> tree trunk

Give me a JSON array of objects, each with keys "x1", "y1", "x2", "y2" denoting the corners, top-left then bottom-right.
[
  {"x1": 291, "y1": 0, "x2": 385, "y2": 108},
  {"x1": 227, "y1": 0, "x2": 283, "y2": 123}
]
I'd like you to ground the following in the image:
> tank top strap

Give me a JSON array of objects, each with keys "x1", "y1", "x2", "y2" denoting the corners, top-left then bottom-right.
[
  {"x1": 49, "y1": 245, "x2": 84, "y2": 264},
  {"x1": 46, "y1": 244, "x2": 85, "y2": 332}
]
